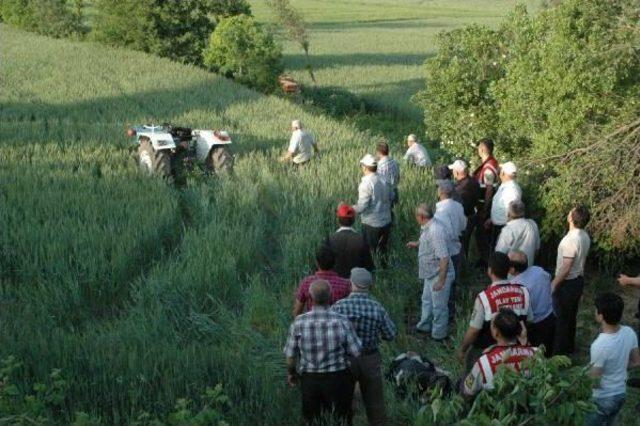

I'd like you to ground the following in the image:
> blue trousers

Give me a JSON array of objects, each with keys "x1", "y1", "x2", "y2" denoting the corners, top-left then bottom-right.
[
  {"x1": 417, "y1": 273, "x2": 454, "y2": 339},
  {"x1": 585, "y1": 393, "x2": 625, "y2": 426}
]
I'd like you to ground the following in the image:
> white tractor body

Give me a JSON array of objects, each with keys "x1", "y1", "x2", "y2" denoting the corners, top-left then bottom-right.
[
  {"x1": 136, "y1": 130, "x2": 176, "y2": 151},
  {"x1": 193, "y1": 130, "x2": 232, "y2": 162}
]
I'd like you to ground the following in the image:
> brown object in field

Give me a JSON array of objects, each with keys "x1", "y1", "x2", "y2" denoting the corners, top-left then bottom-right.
[{"x1": 278, "y1": 74, "x2": 300, "y2": 94}]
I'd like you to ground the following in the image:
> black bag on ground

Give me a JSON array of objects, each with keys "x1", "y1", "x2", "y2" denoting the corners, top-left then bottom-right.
[{"x1": 386, "y1": 352, "x2": 453, "y2": 400}]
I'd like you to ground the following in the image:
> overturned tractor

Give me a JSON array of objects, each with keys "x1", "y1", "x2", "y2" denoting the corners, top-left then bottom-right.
[{"x1": 126, "y1": 124, "x2": 234, "y2": 178}]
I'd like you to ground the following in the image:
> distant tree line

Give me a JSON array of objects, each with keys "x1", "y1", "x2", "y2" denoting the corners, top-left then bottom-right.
[
  {"x1": 0, "y1": 0, "x2": 288, "y2": 92},
  {"x1": 415, "y1": 0, "x2": 640, "y2": 260}
]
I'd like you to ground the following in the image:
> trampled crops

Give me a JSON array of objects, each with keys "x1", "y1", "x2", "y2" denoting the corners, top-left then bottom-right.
[{"x1": 1, "y1": 24, "x2": 432, "y2": 423}]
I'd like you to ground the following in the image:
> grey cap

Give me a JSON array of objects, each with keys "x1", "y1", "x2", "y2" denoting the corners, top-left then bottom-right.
[{"x1": 350, "y1": 267, "x2": 372, "y2": 289}]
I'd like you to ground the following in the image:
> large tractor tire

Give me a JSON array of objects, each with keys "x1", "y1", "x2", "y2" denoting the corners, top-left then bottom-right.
[
  {"x1": 206, "y1": 147, "x2": 234, "y2": 174},
  {"x1": 138, "y1": 137, "x2": 171, "y2": 178}
]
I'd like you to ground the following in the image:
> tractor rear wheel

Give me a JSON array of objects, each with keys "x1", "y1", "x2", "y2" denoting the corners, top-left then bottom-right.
[
  {"x1": 138, "y1": 137, "x2": 171, "y2": 178},
  {"x1": 207, "y1": 147, "x2": 234, "y2": 174}
]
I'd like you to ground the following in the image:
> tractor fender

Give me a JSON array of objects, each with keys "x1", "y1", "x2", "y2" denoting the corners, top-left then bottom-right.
[
  {"x1": 193, "y1": 130, "x2": 232, "y2": 162},
  {"x1": 136, "y1": 132, "x2": 176, "y2": 151}
]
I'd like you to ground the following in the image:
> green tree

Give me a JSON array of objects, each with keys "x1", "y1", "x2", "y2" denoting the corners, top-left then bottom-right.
[
  {"x1": 203, "y1": 15, "x2": 283, "y2": 92},
  {"x1": 266, "y1": 0, "x2": 315, "y2": 82},
  {"x1": 91, "y1": 0, "x2": 249, "y2": 66},
  {"x1": 415, "y1": 0, "x2": 640, "y2": 257},
  {"x1": 0, "y1": 0, "x2": 84, "y2": 38}
]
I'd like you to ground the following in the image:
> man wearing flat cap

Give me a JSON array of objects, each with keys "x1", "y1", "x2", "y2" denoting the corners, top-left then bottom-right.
[
  {"x1": 323, "y1": 203, "x2": 375, "y2": 279},
  {"x1": 353, "y1": 154, "x2": 393, "y2": 264},
  {"x1": 332, "y1": 268, "x2": 397, "y2": 426}
]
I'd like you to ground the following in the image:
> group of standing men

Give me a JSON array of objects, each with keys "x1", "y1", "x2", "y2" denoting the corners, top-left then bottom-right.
[{"x1": 281, "y1": 121, "x2": 640, "y2": 426}]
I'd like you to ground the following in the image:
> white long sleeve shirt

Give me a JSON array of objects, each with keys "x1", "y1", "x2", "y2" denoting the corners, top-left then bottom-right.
[
  {"x1": 435, "y1": 198, "x2": 467, "y2": 256},
  {"x1": 353, "y1": 173, "x2": 392, "y2": 227},
  {"x1": 490, "y1": 180, "x2": 522, "y2": 225}
]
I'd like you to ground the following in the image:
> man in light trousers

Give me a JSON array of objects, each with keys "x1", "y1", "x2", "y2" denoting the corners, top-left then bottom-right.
[{"x1": 407, "y1": 203, "x2": 454, "y2": 341}]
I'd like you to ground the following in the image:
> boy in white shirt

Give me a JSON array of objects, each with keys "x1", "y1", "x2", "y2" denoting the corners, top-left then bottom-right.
[{"x1": 587, "y1": 292, "x2": 640, "y2": 426}]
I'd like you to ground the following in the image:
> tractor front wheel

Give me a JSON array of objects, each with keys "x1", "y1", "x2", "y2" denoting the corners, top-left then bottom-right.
[
  {"x1": 138, "y1": 138, "x2": 171, "y2": 178},
  {"x1": 206, "y1": 147, "x2": 234, "y2": 174}
]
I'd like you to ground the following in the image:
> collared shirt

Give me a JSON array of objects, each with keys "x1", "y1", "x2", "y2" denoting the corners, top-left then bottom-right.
[
  {"x1": 435, "y1": 198, "x2": 467, "y2": 256},
  {"x1": 284, "y1": 306, "x2": 362, "y2": 373},
  {"x1": 496, "y1": 218, "x2": 540, "y2": 267},
  {"x1": 377, "y1": 156, "x2": 400, "y2": 189},
  {"x1": 296, "y1": 270, "x2": 351, "y2": 312},
  {"x1": 288, "y1": 129, "x2": 315, "y2": 164},
  {"x1": 418, "y1": 218, "x2": 453, "y2": 280},
  {"x1": 490, "y1": 180, "x2": 522, "y2": 225},
  {"x1": 511, "y1": 266, "x2": 553, "y2": 323},
  {"x1": 455, "y1": 176, "x2": 480, "y2": 216},
  {"x1": 332, "y1": 292, "x2": 397, "y2": 352},
  {"x1": 555, "y1": 228, "x2": 590, "y2": 279},
  {"x1": 353, "y1": 173, "x2": 392, "y2": 227},
  {"x1": 403, "y1": 143, "x2": 431, "y2": 167}
]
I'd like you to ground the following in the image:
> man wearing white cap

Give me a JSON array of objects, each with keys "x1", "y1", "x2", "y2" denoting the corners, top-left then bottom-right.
[
  {"x1": 488, "y1": 161, "x2": 522, "y2": 251},
  {"x1": 353, "y1": 154, "x2": 392, "y2": 262},
  {"x1": 280, "y1": 119, "x2": 319, "y2": 165},
  {"x1": 403, "y1": 134, "x2": 431, "y2": 167},
  {"x1": 449, "y1": 159, "x2": 480, "y2": 258}
]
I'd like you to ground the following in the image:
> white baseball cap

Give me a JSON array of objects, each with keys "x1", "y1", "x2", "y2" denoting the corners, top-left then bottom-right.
[
  {"x1": 448, "y1": 159, "x2": 467, "y2": 172},
  {"x1": 360, "y1": 154, "x2": 377, "y2": 167},
  {"x1": 500, "y1": 161, "x2": 517, "y2": 176}
]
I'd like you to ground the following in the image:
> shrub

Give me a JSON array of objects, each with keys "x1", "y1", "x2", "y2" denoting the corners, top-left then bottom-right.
[
  {"x1": 416, "y1": 354, "x2": 594, "y2": 425},
  {"x1": 415, "y1": 0, "x2": 640, "y2": 257},
  {"x1": 0, "y1": 0, "x2": 84, "y2": 38},
  {"x1": 203, "y1": 15, "x2": 283, "y2": 92},
  {"x1": 91, "y1": 0, "x2": 236, "y2": 66}
]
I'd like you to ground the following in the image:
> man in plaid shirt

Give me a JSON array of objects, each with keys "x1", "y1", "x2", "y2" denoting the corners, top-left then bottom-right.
[
  {"x1": 293, "y1": 247, "x2": 351, "y2": 317},
  {"x1": 332, "y1": 268, "x2": 397, "y2": 426},
  {"x1": 284, "y1": 280, "x2": 362, "y2": 425}
]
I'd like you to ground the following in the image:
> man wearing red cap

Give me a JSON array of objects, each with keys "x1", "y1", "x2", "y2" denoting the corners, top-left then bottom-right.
[{"x1": 323, "y1": 203, "x2": 375, "y2": 279}]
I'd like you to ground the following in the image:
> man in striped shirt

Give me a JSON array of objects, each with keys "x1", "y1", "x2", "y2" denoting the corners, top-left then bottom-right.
[
  {"x1": 284, "y1": 280, "x2": 362, "y2": 425},
  {"x1": 407, "y1": 203, "x2": 455, "y2": 340},
  {"x1": 332, "y1": 268, "x2": 397, "y2": 425}
]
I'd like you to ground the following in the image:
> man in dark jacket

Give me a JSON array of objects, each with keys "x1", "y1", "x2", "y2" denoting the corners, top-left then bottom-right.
[
  {"x1": 323, "y1": 203, "x2": 375, "y2": 278},
  {"x1": 449, "y1": 159, "x2": 480, "y2": 259}
]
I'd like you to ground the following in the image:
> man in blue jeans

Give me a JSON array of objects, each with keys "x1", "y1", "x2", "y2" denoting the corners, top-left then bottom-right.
[
  {"x1": 406, "y1": 203, "x2": 454, "y2": 341},
  {"x1": 586, "y1": 292, "x2": 640, "y2": 426}
]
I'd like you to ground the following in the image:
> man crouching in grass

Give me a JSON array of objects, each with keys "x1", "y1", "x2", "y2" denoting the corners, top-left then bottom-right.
[{"x1": 586, "y1": 292, "x2": 640, "y2": 426}]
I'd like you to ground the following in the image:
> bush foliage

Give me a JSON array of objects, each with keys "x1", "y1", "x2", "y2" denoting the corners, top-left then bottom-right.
[
  {"x1": 0, "y1": 0, "x2": 84, "y2": 38},
  {"x1": 416, "y1": 0, "x2": 640, "y2": 256},
  {"x1": 417, "y1": 353, "x2": 594, "y2": 425},
  {"x1": 203, "y1": 14, "x2": 283, "y2": 92}
]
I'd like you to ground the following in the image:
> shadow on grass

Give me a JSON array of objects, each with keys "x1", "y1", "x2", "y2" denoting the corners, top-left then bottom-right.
[{"x1": 284, "y1": 52, "x2": 434, "y2": 71}]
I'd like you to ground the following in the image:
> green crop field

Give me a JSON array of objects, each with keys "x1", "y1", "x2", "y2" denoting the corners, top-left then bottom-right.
[{"x1": 1, "y1": 0, "x2": 638, "y2": 424}]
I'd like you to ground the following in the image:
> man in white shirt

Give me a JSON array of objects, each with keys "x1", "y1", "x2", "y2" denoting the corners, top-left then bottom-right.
[
  {"x1": 280, "y1": 120, "x2": 319, "y2": 165},
  {"x1": 552, "y1": 205, "x2": 591, "y2": 355},
  {"x1": 353, "y1": 154, "x2": 392, "y2": 265},
  {"x1": 586, "y1": 292, "x2": 640, "y2": 426},
  {"x1": 489, "y1": 161, "x2": 522, "y2": 250},
  {"x1": 496, "y1": 200, "x2": 540, "y2": 267},
  {"x1": 435, "y1": 180, "x2": 466, "y2": 320},
  {"x1": 403, "y1": 134, "x2": 431, "y2": 167}
]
